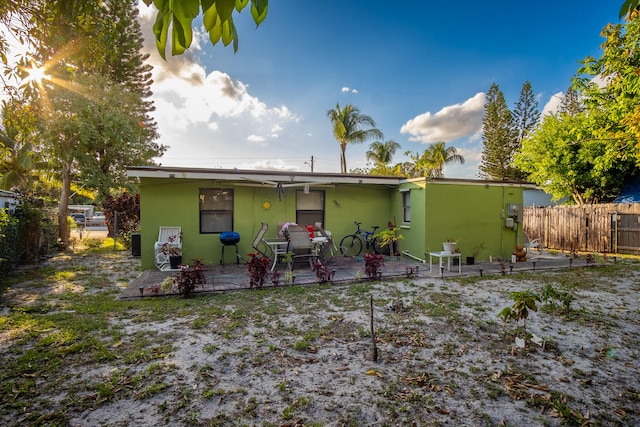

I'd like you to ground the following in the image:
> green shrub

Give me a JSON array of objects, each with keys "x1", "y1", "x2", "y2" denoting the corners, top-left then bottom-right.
[
  {"x1": 0, "y1": 195, "x2": 58, "y2": 275},
  {"x1": 0, "y1": 209, "x2": 20, "y2": 275}
]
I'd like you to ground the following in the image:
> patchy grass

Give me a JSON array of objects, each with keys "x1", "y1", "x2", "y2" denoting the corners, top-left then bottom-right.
[{"x1": 1, "y1": 249, "x2": 639, "y2": 426}]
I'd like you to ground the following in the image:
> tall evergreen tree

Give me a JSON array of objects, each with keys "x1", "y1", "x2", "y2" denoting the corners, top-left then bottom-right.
[
  {"x1": 511, "y1": 81, "x2": 540, "y2": 181},
  {"x1": 479, "y1": 83, "x2": 517, "y2": 180},
  {"x1": 558, "y1": 86, "x2": 584, "y2": 116},
  {"x1": 73, "y1": 0, "x2": 161, "y2": 203},
  {"x1": 14, "y1": 0, "x2": 165, "y2": 244},
  {"x1": 513, "y1": 82, "x2": 540, "y2": 145}
]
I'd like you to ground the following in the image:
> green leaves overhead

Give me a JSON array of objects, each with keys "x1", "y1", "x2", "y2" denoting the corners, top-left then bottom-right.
[
  {"x1": 620, "y1": 0, "x2": 640, "y2": 18},
  {"x1": 143, "y1": 0, "x2": 269, "y2": 60}
]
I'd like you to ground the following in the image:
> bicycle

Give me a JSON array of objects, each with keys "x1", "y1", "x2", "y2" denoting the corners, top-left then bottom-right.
[{"x1": 339, "y1": 221, "x2": 386, "y2": 257}]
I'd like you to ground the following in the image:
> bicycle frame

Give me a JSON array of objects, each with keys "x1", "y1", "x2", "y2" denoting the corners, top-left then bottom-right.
[
  {"x1": 340, "y1": 221, "x2": 382, "y2": 256},
  {"x1": 361, "y1": 230, "x2": 378, "y2": 249}
]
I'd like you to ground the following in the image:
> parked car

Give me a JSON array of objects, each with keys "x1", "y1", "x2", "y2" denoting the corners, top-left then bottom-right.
[
  {"x1": 93, "y1": 212, "x2": 105, "y2": 219},
  {"x1": 70, "y1": 213, "x2": 86, "y2": 226}
]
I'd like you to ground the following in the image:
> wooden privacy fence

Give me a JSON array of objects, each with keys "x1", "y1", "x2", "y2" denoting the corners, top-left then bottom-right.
[{"x1": 523, "y1": 203, "x2": 640, "y2": 254}]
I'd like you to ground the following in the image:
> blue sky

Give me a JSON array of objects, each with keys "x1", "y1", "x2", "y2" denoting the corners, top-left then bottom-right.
[{"x1": 138, "y1": 1, "x2": 620, "y2": 178}]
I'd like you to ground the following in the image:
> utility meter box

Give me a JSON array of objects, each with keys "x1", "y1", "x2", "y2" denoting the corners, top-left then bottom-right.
[
  {"x1": 507, "y1": 203, "x2": 523, "y2": 222},
  {"x1": 505, "y1": 217, "x2": 516, "y2": 229}
]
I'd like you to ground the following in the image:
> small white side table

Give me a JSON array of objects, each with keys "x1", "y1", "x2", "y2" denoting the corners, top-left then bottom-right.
[
  {"x1": 264, "y1": 239, "x2": 289, "y2": 271},
  {"x1": 429, "y1": 251, "x2": 462, "y2": 274}
]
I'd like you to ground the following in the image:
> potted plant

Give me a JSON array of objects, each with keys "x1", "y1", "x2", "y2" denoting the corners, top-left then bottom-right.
[
  {"x1": 442, "y1": 239, "x2": 457, "y2": 253},
  {"x1": 466, "y1": 242, "x2": 486, "y2": 265},
  {"x1": 376, "y1": 225, "x2": 404, "y2": 257},
  {"x1": 161, "y1": 232, "x2": 183, "y2": 269},
  {"x1": 452, "y1": 247, "x2": 461, "y2": 266}
]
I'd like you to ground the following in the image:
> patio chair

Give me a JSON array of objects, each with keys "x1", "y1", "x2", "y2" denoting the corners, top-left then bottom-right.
[
  {"x1": 287, "y1": 228, "x2": 316, "y2": 270},
  {"x1": 524, "y1": 232, "x2": 543, "y2": 256},
  {"x1": 251, "y1": 222, "x2": 270, "y2": 257},
  {"x1": 315, "y1": 225, "x2": 337, "y2": 263},
  {"x1": 154, "y1": 226, "x2": 182, "y2": 270}
]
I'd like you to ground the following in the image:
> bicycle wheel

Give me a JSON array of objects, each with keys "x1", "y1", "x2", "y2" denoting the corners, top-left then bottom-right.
[
  {"x1": 340, "y1": 235, "x2": 362, "y2": 257},
  {"x1": 372, "y1": 236, "x2": 388, "y2": 255}
]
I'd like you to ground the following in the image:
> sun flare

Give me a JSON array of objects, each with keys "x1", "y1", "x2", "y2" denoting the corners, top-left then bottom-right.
[{"x1": 24, "y1": 64, "x2": 48, "y2": 84}]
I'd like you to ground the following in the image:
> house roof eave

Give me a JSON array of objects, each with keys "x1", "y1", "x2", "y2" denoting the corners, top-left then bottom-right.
[
  {"x1": 126, "y1": 166, "x2": 403, "y2": 186},
  {"x1": 405, "y1": 176, "x2": 537, "y2": 189}
]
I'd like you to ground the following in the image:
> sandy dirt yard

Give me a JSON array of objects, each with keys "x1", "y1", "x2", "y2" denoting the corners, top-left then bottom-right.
[{"x1": 1, "y1": 250, "x2": 639, "y2": 426}]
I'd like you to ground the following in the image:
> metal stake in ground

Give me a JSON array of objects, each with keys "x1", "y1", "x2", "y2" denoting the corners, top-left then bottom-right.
[{"x1": 370, "y1": 295, "x2": 378, "y2": 362}]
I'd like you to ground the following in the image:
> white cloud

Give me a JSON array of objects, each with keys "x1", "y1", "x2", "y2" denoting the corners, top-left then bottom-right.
[
  {"x1": 400, "y1": 92, "x2": 486, "y2": 143},
  {"x1": 542, "y1": 92, "x2": 563, "y2": 116},
  {"x1": 242, "y1": 158, "x2": 301, "y2": 171},
  {"x1": 137, "y1": 3, "x2": 301, "y2": 168},
  {"x1": 270, "y1": 125, "x2": 282, "y2": 138},
  {"x1": 247, "y1": 134, "x2": 265, "y2": 144},
  {"x1": 341, "y1": 86, "x2": 358, "y2": 94}
]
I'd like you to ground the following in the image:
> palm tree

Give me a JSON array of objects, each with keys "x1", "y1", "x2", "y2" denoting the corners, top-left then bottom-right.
[
  {"x1": 423, "y1": 141, "x2": 465, "y2": 178},
  {"x1": 327, "y1": 103, "x2": 383, "y2": 174},
  {"x1": 0, "y1": 118, "x2": 36, "y2": 191},
  {"x1": 366, "y1": 139, "x2": 400, "y2": 168}
]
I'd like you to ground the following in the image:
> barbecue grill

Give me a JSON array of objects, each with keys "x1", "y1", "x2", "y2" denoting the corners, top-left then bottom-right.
[{"x1": 219, "y1": 231, "x2": 241, "y2": 265}]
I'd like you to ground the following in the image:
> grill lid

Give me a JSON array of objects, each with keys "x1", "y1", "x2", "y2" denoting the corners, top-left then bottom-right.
[{"x1": 220, "y1": 231, "x2": 240, "y2": 245}]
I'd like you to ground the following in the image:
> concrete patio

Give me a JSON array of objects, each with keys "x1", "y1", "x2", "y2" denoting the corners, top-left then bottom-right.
[{"x1": 120, "y1": 251, "x2": 582, "y2": 299}]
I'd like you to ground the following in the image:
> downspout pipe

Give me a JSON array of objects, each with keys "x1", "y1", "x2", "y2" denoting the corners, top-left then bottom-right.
[{"x1": 402, "y1": 250, "x2": 426, "y2": 263}]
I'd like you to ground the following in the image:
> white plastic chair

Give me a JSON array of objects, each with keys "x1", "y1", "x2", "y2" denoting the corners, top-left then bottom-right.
[
  {"x1": 524, "y1": 232, "x2": 543, "y2": 256},
  {"x1": 154, "y1": 226, "x2": 182, "y2": 270}
]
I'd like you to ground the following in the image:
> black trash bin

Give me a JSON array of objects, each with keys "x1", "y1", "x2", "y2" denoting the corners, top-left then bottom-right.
[{"x1": 131, "y1": 233, "x2": 141, "y2": 256}]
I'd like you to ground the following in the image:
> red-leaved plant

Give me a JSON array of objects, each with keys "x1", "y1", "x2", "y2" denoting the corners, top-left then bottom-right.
[
  {"x1": 364, "y1": 252, "x2": 384, "y2": 279},
  {"x1": 313, "y1": 261, "x2": 335, "y2": 284},
  {"x1": 173, "y1": 259, "x2": 206, "y2": 298},
  {"x1": 245, "y1": 253, "x2": 271, "y2": 289}
]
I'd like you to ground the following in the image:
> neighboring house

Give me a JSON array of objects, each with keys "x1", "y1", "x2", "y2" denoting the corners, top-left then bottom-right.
[
  {"x1": 523, "y1": 188, "x2": 564, "y2": 207},
  {"x1": 0, "y1": 189, "x2": 20, "y2": 213},
  {"x1": 127, "y1": 166, "x2": 534, "y2": 270},
  {"x1": 614, "y1": 176, "x2": 640, "y2": 204}
]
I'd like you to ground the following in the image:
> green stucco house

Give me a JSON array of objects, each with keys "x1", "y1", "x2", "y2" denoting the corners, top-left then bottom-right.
[{"x1": 127, "y1": 166, "x2": 533, "y2": 270}]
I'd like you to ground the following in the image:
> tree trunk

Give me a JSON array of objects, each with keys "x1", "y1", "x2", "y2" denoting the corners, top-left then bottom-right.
[
  {"x1": 340, "y1": 143, "x2": 347, "y2": 174},
  {"x1": 572, "y1": 190, "x2": 585, "y2": 205},
  {"x1": 58, "y1": 161, "x2": 72, "y2": 246}
]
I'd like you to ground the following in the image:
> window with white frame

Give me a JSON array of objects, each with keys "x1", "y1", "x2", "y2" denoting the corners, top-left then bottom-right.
[
  {"x1": 199, "y1": 188, "x2": 233, "y2": 233},
  {"x1": 402, "y1": 191, "x2": 411, "y2": 223}
]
